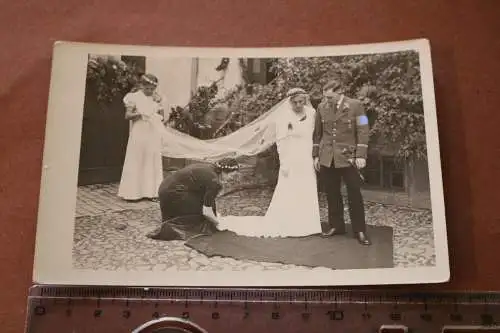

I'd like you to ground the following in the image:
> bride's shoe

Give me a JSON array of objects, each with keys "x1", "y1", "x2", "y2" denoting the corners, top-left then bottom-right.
[{"x1": 321, "y1": 227, "x2": 346, "y2": 237}]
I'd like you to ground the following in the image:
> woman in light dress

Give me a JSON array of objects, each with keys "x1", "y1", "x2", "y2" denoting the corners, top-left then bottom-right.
[
  {"x1": 216, "y1": 88, "x2": 323, "y2": 238},
  {"x1": 118, "y1": 74, "x2": 166, "y2": 201}
]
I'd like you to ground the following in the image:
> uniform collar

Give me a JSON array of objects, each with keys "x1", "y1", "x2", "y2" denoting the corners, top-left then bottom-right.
[
  {"x1": 322, "y1": 94, "x2": 345, "y2": 111},
  {"x1": 336, "y1": 94, "x2": 345, "y2": 111}
]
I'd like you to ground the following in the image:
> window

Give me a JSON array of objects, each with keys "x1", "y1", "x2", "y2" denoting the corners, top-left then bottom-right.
[
  {"x1": 245, "y1": 58, "x2": 276, "y2": 85},
  {"x1": 363, "y1": 154, "x2": 406, "y2": 191},
  {"x1": 251, "y1": 59, "x2": 262, "y2": 74},
  {"x1": 264, "y1": 59, "x2": 277, "y2": 83}
]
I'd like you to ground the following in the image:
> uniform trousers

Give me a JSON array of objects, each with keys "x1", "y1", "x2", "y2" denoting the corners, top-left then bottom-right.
[{"x1": 320, "y1": 164, "x2": 367, "y2": 233}]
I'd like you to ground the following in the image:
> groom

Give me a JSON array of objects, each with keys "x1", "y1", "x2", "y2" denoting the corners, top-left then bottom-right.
[{"x1": 313, "y1": 79, "x2": 372, "y2": 246}]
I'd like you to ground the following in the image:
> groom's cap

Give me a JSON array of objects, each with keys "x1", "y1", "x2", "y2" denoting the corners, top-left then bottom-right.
[{"x1": 323, "y1": 79, "x2": 341, "y2": 92}]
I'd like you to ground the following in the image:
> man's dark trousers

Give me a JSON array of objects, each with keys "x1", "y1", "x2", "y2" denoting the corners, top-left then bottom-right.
[{"x1": 320, "y1": 164, "x2": 366, "y2": 233}]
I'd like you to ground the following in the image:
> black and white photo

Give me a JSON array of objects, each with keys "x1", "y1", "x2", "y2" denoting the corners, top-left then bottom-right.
[{"x1": 33, "y1": 39, "x2": 449, "y2": 286}]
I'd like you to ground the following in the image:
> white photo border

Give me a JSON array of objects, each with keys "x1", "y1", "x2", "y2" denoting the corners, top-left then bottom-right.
[{"x1": 32, "y1": 38, "x2": 450, "y2": 286}]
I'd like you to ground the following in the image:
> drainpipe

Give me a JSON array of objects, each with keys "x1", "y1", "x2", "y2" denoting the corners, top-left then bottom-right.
[{"x1": 190, "y1": 57, "x2": 199, "y2": 97}]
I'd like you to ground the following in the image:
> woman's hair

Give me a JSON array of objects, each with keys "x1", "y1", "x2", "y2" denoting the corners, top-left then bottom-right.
[
  {"x1": 214, "y1": 157, "x2": 240, "y2": 173},
  {"x1": 141, "y1": 73, "x2": 159, "y2": 87},
  {"x1": 286, "y1": 87, "x2": 308, "y2": 98}
]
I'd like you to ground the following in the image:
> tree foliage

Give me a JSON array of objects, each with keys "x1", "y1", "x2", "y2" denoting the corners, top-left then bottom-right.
[
  {"x1": 205, "y1": 51, "x2": 426, "y2": 161},
  {"x1": 85, "y1": 56, "x2": 143, "y2": 103},
  {"x1": 167, "y1": 59, "x2": 252, "y2": 139},
  {"x1": 86, "y1": 52, "x2": 427, "y2": 161},
  {"x1": 167, "y1": 82, "x2": 220, "y2": 139}
]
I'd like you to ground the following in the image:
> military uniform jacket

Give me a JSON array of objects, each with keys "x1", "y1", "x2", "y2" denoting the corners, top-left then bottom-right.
[{"x1": 313, "y1": 95, "x2": 369, "y2": 168}]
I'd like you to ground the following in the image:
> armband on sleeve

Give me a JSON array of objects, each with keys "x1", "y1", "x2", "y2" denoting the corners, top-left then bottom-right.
[{"x1": 355, "y1": 107, "x2": 369, "y2": 159}]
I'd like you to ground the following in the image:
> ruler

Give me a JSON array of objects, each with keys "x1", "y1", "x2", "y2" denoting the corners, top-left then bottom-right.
[{"x1": 25, "y1": 285, "x2": 500, "y2": 332}]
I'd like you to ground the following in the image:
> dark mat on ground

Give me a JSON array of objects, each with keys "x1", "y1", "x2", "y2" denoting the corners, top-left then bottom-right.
[{"x1": 185, "y1": 223, "x2": 394, "y2": 270}]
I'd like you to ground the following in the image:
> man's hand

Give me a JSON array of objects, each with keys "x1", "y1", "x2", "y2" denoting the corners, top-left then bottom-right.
[
  {"x1": 202, "y1": 205, "x2": 219, "y2": 226},
  {"x1": 313, "y1": 157, "x2": 320, "y2": 172},
  {"x1": 125, "y1": 107, "x2": 142, "y2": 121},
  {"x1": 349, "y1": 158, "x2": 366, "y2": 169}
]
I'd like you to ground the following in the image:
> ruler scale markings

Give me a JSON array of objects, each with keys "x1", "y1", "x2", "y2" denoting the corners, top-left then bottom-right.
[
  {"x1": 178, "y1": 288, "x2": 185, "y2": 299},
  {"x1": 304, "y1": 293, "x2": 308, "y2": 312},
  {"x1": 205, "y1": 289, "x2": 212, "y2": 301},
  {"x1": 229, "y1": 290, "x2": 237, "y2": 302},
  {"x1": 24, "y1": 287, "x2": 500, "y2": 332},
  {"x1": 155, "y1": 288, "x2": 160, "y2": 310}
]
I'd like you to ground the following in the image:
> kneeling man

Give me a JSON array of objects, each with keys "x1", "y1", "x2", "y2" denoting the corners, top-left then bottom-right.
[{"x1": 148, "y1": 158, "x2": 239, "y2": 241}]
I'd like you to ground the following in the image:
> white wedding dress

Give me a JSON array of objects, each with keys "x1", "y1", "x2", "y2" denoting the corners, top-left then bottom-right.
[
  {"x1": 118, "y1": 91, "x2": 164, "y2": 200},
  {"x1": 216, "y1": 105, "x2": 323, "y2": 238}
]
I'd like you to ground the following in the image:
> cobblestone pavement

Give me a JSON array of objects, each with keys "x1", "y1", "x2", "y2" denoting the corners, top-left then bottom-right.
[
  {"x1": 76, "y1": 183, "x2": 154, "y2": 217},
  {"x1": 73, "y1": 185, "x2": 435, "y2": 272}
]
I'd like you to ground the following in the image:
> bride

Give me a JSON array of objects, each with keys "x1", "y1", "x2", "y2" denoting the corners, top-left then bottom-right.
[
  {"x1": 160, "y1": 87, "x2": 323, "y2": 238},
  {"x1": 216, "y1": 88, "x2": 322, "y2": 237}
]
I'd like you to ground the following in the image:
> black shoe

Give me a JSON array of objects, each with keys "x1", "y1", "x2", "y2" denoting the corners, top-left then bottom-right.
[
  {"x1": 354, "y1": 232, "x2": 371, "y2": 246},
  {"x1": 321, "y1": 227, "x2": 346, "y2": 237}
]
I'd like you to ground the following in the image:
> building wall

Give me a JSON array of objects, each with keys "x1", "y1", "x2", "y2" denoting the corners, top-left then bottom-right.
[
  {"x1": 146, "y1": 57, "x2": 194, "y2": 118},
  {"x1": 146, "y1": 57, "x2": 244, "y2": 117},
  {"x1": 149, "y1": 57, "x2": 245, "y2": 169},
  {"x1": 197, "y1": 57, "x2": 244, "y2": 98}
]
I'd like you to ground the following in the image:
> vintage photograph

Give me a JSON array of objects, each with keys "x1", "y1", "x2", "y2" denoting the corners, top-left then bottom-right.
[{"x1": 33, "y1": 39, "x2": 449, "y2": 286}]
